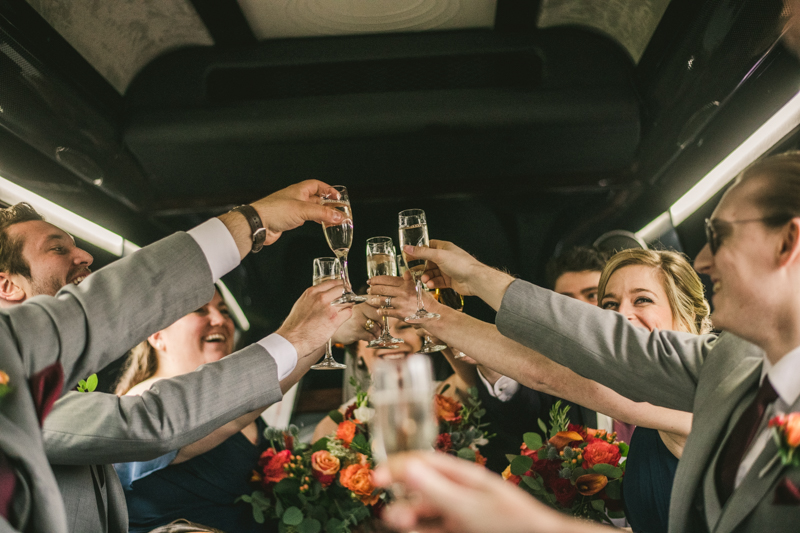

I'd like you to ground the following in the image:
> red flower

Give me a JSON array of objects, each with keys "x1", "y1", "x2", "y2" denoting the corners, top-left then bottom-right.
[
  {"x1": 530, "y1": 458, "x2": 561, "y2": 486},
  {"x1": 582, "y1": 440, "x2": 621, "y2": 469},
  {"x1": 550, "y1": 477, "x2": 577, "y2": 507},
  {"x1": 344, "y1": 402, "x2": 358, "y2": 421},
  {"x1": 598, "y1": 488, "x2": 624, "y2": 512},
  {"x1": 337, "y1": 420, "x2": 359, "y2": 447},
  {"x1": 520, "y1": 443, "x2": 539, "y2": 458},
  {"x1": 258, "y1": 449, "x2": 292, "y2": 486},
  {"x1": 435, "y1": 433, "x2": 453, "y2": 453}
]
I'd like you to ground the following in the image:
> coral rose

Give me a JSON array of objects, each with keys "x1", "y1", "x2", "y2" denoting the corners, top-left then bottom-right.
[
  {"x1": 258, "y1": 449, "x2": 292, "y2": 485},
  {"x1": 434, "y1": 394, "x2": 462, "y2": 422},
  {"x1": 502, "y1": 465, "x2": 521, "y2": 486},
  {"x1": 336, "y1": 420, "x2": 359, "y2": 447},
  {"x1": 474, "y1": 449, "x2": 487, "y2": 467},
  {"x1": 550, "y1": 477, "x2": 577, "y2": 507},
  {"x1": 339, "y1": 464, "x2": 379, "y2": 505},
  {"x1": 435, "y1": 433, "x2": 453, "y2": 453},
  {"x1": 582, "y1": 440, "x2": 621, "y2": 469},
  {"x1": 0, "y1": 370, "x2": 8, "y2": 386},
  {"x1": 783, "y1": 413, "x2": 800, "y2": 448},
  {"x1": 311, "y1": 450, "x2": 340, "y2": 487},
  {"x1": 576, "y1": 473, "x2": 608, "y2": 496},
  {"x1": 520, "y1": 443, "x2": 539, "y2": 458}
]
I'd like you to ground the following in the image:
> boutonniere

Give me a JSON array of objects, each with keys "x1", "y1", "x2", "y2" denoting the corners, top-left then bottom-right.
[
  {"x1": 769, "y1": 413, "x2": 800, "y2": 467},
  {"x1": 0, "y1": 370, "x2": 11, "y2": 401}
]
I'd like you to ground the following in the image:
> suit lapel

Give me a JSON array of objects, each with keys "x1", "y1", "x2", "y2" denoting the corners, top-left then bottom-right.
[{"x1": 713, "y1": 394, "x2": 800, "y2": 533}]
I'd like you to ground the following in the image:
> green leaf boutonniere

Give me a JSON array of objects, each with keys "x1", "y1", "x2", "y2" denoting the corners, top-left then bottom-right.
[{"x1": 77, "y1": 374, "x2": 98, "y2": 393}]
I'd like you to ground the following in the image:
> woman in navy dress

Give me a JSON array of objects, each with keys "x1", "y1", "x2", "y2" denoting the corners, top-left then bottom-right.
[{"x1": 114, "y1": 290, "x2": 276, "y2": 532}]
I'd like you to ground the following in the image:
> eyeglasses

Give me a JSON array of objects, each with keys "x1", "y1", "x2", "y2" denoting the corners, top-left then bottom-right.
[{"x1": 704, "y1": 215, "x2": 791, "y2": 255}]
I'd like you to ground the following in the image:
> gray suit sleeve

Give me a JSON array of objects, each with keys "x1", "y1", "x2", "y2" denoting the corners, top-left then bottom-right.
[
  {"x1": 1, "y1": 232, "x2": 215, "y2": 391},
  {"x1": 495, "y1": 279, "x2": 716, "y2": 411},
  {"x1": 43, "y1": 343, "x2": 281, "y2": 465}
]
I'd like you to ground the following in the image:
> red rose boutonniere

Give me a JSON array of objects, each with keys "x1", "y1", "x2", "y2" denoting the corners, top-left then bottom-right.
[{"x1": 769, "y1": 413, "x2": 800, "y2": 467}]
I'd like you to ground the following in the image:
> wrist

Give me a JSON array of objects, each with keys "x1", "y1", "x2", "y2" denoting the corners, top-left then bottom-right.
[{"x1": 472, "y1": 265, "x2": 514, "y2": 311}]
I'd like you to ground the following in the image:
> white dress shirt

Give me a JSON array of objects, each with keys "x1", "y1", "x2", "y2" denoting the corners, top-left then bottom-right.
[
  {"x1": 476, "y1": 368, "x2": 520, "y2": 401},
  {"x1": 735, "y1": 345, "x2": 800, "y2": 487},
  {"x1": 187, "y1": 218, "x2": 298, "y2": 379}
]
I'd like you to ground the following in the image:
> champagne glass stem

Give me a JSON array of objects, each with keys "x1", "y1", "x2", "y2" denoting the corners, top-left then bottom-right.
[
  {"x1": 381, "y1": 314, "x2": 391, "y2": 334},
  {"x1": 415, "y1": 278, "x2": 425, "y2": 311},
  {"x1": 339, "y1": 254, "x2": 354, "y2": 295},
  {"x1": 325, "y1": 338, "x2": 333, "y2": 359}
]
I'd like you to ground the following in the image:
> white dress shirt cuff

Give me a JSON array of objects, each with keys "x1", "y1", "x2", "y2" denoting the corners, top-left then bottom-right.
[
  {"x1": 477, "y1": 369, "x2": 519, "y2": 402},
  {"x1": 258, "y1": 333, "x2": 298, "y2": 380},
  {"x1": 187, "y1": 218, "x2": 241, "y2": 282}
]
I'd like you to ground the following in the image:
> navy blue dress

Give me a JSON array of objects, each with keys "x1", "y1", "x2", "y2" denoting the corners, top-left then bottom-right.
[
  {"x1": 124, "y1": 419, "x2": 276, "y2": 533},
  {"x1": 623, "y1": 427, "x2": 679, "y2": 533}
]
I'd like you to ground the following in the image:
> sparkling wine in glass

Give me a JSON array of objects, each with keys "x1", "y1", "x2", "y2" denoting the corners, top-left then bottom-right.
[
  {"x1": 371, "y1": 354, "x2": 439, "y2": 468},
  {"x1": 366, "y1": 237, "x2": 404, "y2": 349},
  {"x1": 323, "y1": 186, "x2": 366, "y2": 305},
  {"x1": 311, "y1": 257, "x2": 347, "y2": 370},
  {"x1": 398, "y1": 209, "x2": 439, "y2": 323}
]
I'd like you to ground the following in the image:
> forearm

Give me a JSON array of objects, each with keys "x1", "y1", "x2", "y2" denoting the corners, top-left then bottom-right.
[
  {"x1": 468, "y1": 265, "x2": 515, "y2": 311},
  {"x1": 440, "y1": 347, "x2": 478, "y2": 388}
]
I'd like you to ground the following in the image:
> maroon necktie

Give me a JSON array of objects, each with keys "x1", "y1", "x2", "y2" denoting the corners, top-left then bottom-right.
[
  {"x1": 715, "y1": 377, "x2": 779, "y2": 505},
  {"x1": 0, "y1": 451, "x2": 15, "y2": 520}
]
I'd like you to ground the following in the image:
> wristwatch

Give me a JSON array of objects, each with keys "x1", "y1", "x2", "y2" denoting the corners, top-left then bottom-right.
[{"x1": 231, "y1": 205, "x2": 266, "y2": 253}]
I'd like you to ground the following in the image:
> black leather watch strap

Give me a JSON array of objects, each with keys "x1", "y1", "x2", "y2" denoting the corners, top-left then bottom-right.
[{"x1": 231, "y1": 205, "x2": 266, "y2": 253}]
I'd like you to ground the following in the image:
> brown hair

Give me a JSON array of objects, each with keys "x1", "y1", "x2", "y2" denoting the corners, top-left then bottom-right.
[
  {"x1": 114, "y1": 340, "x2": 159, "y2": 396},
  {"x1": 734, "y1": 150, "x2": 800, "y2": 226},
  {"x1": 0, "y1": 203, "x2": 44, "y2": 278},
  {"x1": 597, "y1": 248, "x2": 713, "y2": 335}
]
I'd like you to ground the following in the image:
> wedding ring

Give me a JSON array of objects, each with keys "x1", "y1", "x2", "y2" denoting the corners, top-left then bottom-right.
[
  {"x1": 364, "y1": 318, "x2": 375, "y2": 331},
  {"x1": 384, "y1": 296, "x2": 393, "y2": 308}
]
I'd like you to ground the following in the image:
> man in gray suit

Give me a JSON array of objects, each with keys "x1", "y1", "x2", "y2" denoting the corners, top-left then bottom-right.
[
  {"x1": 379, "y1": 152, "x2": 800, "y2": 532},
  {"x1": 0, "y1": 180, "x2": 355, "y2": 533}
]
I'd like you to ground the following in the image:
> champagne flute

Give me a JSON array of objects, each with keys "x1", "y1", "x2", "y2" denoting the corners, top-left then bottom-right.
[
  {"x1": 311, "y1": 257, "x2": 347, "y2": 370},
  {"x1": 323, "y1": 185, "x2": 366, "y2": 305},
  {"x1": 371, "y1": 353, "x2": 439, "y2": 472},
  {"x1": 398, "y1": 209, "x2": 439, "y2": 323},
  {"x1": 366, "y1": 237, "x2": 404, "y2": 349}
]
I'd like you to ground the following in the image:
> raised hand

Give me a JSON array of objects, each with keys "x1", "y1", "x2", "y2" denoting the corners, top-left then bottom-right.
[
  {"x1": 365, "y1": 272, "x2": 434, "y2": 321},
  {"x1": 275, "y1": 279, "x2": 354, "y2": 357},
  {"x1": 332, "y1": 303, "x2": 382, "y2": 345}
]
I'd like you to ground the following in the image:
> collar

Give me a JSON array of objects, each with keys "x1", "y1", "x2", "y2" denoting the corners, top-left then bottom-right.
[{"x1": 762, "y1": 344, "x2": 800, "y2": 407}]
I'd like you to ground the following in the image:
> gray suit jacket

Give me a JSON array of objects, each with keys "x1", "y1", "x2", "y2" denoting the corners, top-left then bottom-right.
[
  {"x1": 1, "y1": 232, "x2": 216, "y2": 533},
  {"x1": 44, "y1": 341, "x2": 282, "y2": 533},
  {"x1": 496, "y1": 279, "x2": 800, "y2": 533}
]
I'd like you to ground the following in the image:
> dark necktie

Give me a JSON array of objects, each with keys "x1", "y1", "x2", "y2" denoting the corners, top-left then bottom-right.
[{"x1": 715, "y1": 376, "x2": 779, "y2": 505}]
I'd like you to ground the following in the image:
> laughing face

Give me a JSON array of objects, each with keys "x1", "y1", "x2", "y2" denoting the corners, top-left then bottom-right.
[
  {"x1": 5, "y1": 220, "x2": 93, "y2": 299},
  {"x1": 355, "y1": 318, "x2": 424, "y2": 371},
  {"x1": 694, "y1": 177, "x2": 786, "y2": 342},
  {"x1": 151, "y1": 291, "x2": 236, "y2": 369}
]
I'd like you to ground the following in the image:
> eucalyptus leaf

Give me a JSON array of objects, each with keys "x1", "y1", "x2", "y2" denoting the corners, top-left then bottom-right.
[
  {"x1": 86, "y1": 373, "x2": 98, "y2": 392},
  {"x1": 523, "y1": 432, "x2": 543, "y2": 451},
  {"x1": 538, "y1": 419, "x2": 548, "y2": 435},
  {"x1": 299, "y1": 517, "x2": 322, "y2": 533},
  {"x1": 592, "y1": 464, "x2": 622, "y2": 478},
  {"x1": 510, "y1": 455, "x2": 533, "y2": 476},
  {"x1": 253, "y1": 504, "x2": 265, "y2": 524},
  {"x1": 457, "y1": 447, "x2": 476, "y2": 462},
  {"x1": 283, "y1": 506, "x2": 304, "y2": 526},
  {"x1": 521, "y1": 474, "x2": 543, "y2": 491},
  {"x1": 591, "y1": 499, "x2": 606, "y2": 512},
  {"x1": 605, "y1": 479, "x2": 621, "y2": 500},
  {"x1": 238, "y1": 494, "x2": 252, "y2": 503},
  {"x1": 505, "y1": 454, "x2": 519, "y2": 463},
  {"x1": 325, "y1": 518, "x2": 343, "y2": 532},
  {"x1": 328, "y1": 410, "x2": 344, "y2": 424},
  {"x1": 312, "y1": 437, "x2": 330, "y2": 453},
  {"x1": 608, "y1": 510, "x2": 626, "y2": 519}
]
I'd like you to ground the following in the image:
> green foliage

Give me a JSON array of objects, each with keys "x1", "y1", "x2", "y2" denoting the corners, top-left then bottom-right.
[
  {"x1": 547, "y1": 400, "x2": 570, "y2": 437},
  {"x1": 590, "y1": 500, "x2": 606, "y2": 512},
  {"x1": 0, "y1": 383, "x2": 10, "y2": 400},
  {"x1": 521, "y1": 474, "x2": 543, "y2": 492},
  {"x1": 617, "y1": 441, "x2": 630, "y2": 457},
  {"x1": 457, "y1": 447, "x2": 476, "y2": 462},
  {"x1": 328, "y1": 410, "x2": 344, "y2": 424},
  {"x1": 283, "y1": 507, "x2": 304, "y2": 526},
  {"x1": 77, "y1": 374, "x2": 98, "y2": 393},
  {"x1": 510, "y1": 455, "x2": 533, "y2": 476},
  {"x1": 312, "y1": 437, "x2": 330, "y2": 453},
  {"x1": 522, "y1": 432, "x2": 542, "y2": 451},
  {"x1": 349, "y1": 434, "x2": 370, "y2": 456},
  {"x1": 591, "y1": 464, "x2": 622, "y2": 479}
]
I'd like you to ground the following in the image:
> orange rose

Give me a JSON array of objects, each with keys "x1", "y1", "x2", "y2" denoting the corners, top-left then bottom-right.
[
  {"x1": 548, "y1": 431, "x2": 584, "y2": 451},
  {"x1": 582, "y1": 440, "x2": 621, "y2": 469},
  {"x1": 434, "y1": 394, "x2": 462, "y2": 422},
  {"x1": 784, "y1": 413, "x2": 800, "y2": 448},
  {"x1": 474, "y1": 449, "x2": 487, "y2": 467},
  {"x1": 576, "y1": 473, "x2": 608, "y2": 496},
  {"x1": 0, "y1": 371, "x2": 8, "y2": 386},
  {"x1": 336, "y1": 420, "x2": 359, "y2": 447},
  {"x1": 339, "y1": 464, "x2": 380, "y2": 505},
  {"x1": 311, "y1": 450, "x2": 340, "y2": 487}
]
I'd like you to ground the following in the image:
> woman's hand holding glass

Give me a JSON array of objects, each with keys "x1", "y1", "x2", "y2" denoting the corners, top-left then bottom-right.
[{"x1": 367, "y1": 272, "x2": 439, "y2": 323}]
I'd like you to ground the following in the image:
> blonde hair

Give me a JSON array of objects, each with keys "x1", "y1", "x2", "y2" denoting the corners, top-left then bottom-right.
[
  {"x1": 114, "y1": 340, "x2": 158, "y2": 396},
  {"x1": 597, "y1": 248, "x2": 712, "y2": 335}
]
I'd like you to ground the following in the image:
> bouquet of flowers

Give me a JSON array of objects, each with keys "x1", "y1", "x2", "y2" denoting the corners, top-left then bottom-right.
[
  {"x1": 433, "y1": 385, "x2": 492, "y2": 466},
  {"x1": 503, "y1": 401, "x2": 628, "y2": 523},
  {"x1": 239, "y1": 382, "x2": 385, "y2": 533}
]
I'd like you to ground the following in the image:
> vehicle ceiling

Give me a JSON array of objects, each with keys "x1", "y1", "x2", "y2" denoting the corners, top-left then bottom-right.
[{"x1": 0, "y1": 0, "x2": 797, "y2": 343}]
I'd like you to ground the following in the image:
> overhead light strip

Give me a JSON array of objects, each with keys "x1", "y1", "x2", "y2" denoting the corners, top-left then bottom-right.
[
  {"x1": 637, "y1": 88, "x2": 800, "y2": 242},
  {"x1": 0, "y1": 175, "x2": 250, "y2": 331}
]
